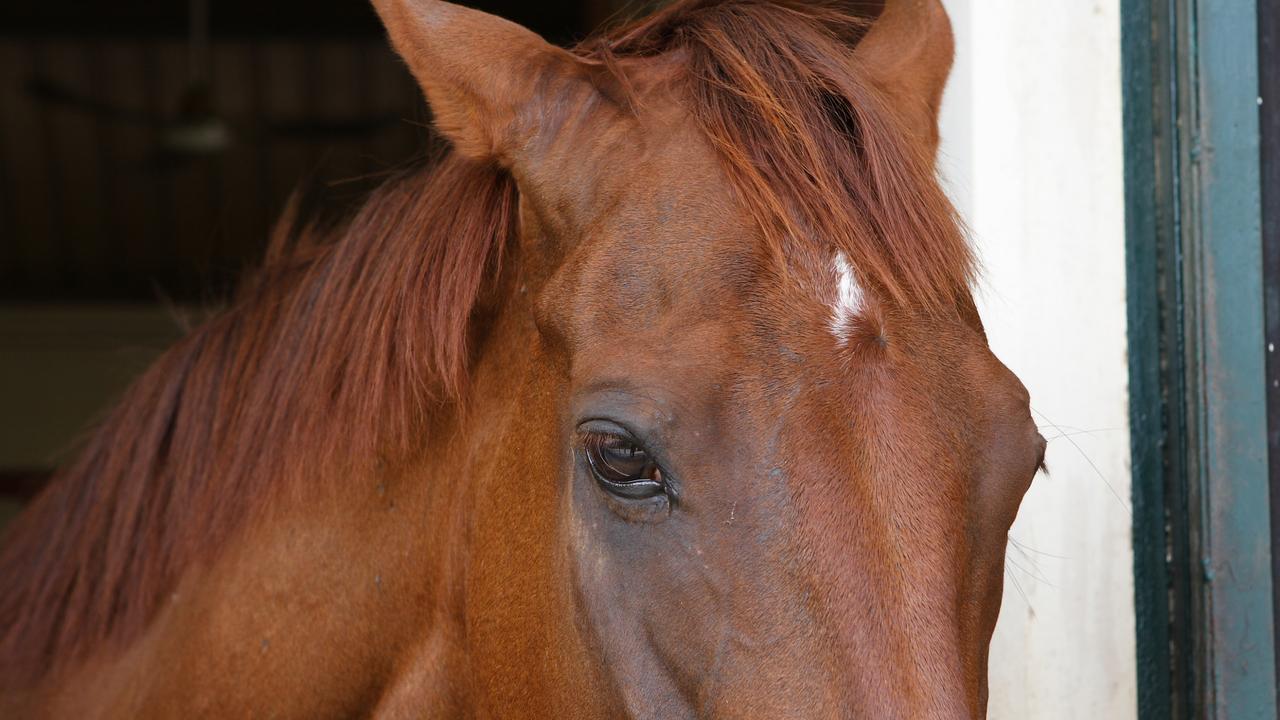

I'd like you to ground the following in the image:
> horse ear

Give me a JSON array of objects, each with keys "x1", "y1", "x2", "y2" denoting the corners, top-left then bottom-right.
[
  {"x1": 371, "y1": 0, "x2": 582, "y2": 163},
  {"x1": 852, "y1": 0, "x2": 954, "y2": 154}
]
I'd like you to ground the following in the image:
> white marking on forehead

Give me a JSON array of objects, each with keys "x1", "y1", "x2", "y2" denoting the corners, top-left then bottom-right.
[{"x1": 829, "y1": 251, "x2": 865, "y2": 345}]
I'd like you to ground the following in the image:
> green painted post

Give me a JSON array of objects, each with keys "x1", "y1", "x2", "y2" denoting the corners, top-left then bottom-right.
[
  {"x1": 1194, "y1": 1, "x2": 1275, "y2": 716},
  {"x1": 1121, "y1": 0, "x2": 1174, "y2": 714},
  {"x1": 1124, "y1": 0, "x2": 1276, "y2": 716}
]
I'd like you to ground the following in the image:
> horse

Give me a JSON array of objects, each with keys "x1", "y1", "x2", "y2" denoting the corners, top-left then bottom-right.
[{"x1": 0, "y1": 1, "x2": 1046, "y2": 716}]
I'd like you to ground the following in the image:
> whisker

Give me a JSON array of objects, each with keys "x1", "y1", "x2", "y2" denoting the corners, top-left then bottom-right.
[
  {"x1": 1042, "y1": 427, "x2": 1120, "y2": 443},
  {"x1": 1005, "y1": 540, "x2": 1049, "y2": 578},
  {"x1": 1006, "y1": 552, "x2": 1055, "y2": 587},
  {"x1": 1031, "y1": 407, "x2": 1131, "y2": 515},
  {"x1": 1009, "y1": 535, "x2": 1070, "y2": 560},
  {"x1": 1036, "y1": 423, "x2": 1119, "y2": 435},
  {"x1": 1004, "y1": 566, "x2": 1036, "y2": 618}
]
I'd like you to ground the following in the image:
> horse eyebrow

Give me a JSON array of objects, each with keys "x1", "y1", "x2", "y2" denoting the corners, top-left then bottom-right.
[{"x1": 574, "y1": 379, "x2": 688, "y2": 429}]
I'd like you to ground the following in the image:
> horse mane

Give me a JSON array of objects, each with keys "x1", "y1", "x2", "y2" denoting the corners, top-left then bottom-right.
[
  {"x1": 0, "y1": 0, "x2": 971, "y2": 682},
  {"x1": 0, "y1": 154, "x2": 517, "y2": 679}
]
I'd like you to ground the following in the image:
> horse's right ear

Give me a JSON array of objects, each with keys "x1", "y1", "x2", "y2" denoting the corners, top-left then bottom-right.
[
  {"x1": 371, "y1": 0, "x2": 584, "y2": 165},
  {"x1": 852, "y1": 0, "x2": 954, "y2": 154}
]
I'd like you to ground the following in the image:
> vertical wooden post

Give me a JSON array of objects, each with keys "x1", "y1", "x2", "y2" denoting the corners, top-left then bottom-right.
[
  {"x1": 1259, "y1": 0, "x2": 1280, "y2": 706},
  {"x1": 1125, "y1": 0, "x2": 1276, "y2": 716}
]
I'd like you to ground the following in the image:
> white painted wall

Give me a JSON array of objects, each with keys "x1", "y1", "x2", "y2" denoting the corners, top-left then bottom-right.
[{"x1": 936, "y1": 1, "x2": 1136, "y2": 718}]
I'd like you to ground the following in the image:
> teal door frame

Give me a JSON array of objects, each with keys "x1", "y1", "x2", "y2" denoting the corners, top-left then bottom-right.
[{"x1": 1124, "y1": 0, "x2": 1276, "y2": 717}]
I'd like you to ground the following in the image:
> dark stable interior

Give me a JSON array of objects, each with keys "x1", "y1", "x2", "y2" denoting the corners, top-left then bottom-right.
[{"x1": 0, "y1": 0, "x2": 626, "y2": 514}]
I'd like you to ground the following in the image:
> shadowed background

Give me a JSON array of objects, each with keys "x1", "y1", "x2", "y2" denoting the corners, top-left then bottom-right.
[{"x1": 0, "y1": 0, "x2": 645, "y2": 523}]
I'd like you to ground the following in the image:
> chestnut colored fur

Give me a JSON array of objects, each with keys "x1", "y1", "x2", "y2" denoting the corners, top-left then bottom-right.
[{"x1": 0, "y1": 2, "x2": 1040, "y2": 717}]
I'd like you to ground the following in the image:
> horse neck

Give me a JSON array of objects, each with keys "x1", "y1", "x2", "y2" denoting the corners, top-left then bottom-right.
[
  {"x1": 6, "y1": 264, "x2": 534, "y2": 715},
  {"x1": 27, "y1": 378, "x2": 508, "y2": 714},
  {"x1": 337, "y1": 262, "x2": 563, "y2": 711}
]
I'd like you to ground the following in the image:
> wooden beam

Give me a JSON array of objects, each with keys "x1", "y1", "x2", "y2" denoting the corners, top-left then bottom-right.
[{"x1": 1125, "y1": 0, "x2": 1276, "y2": 716}]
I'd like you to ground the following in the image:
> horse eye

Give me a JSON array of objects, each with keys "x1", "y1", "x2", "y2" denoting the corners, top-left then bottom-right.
[{"x1": 582, "y1": 433, "x2": 665, "y2": 500}]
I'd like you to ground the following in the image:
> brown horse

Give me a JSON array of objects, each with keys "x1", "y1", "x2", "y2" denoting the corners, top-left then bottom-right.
[{"x1": 0, "y1": 1, "x2": 1045, "y2": 717}]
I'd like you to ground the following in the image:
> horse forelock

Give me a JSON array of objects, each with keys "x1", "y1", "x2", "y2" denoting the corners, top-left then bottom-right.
[{"x1": 582, "y1": 0, "x2": 974, "y2": 317}]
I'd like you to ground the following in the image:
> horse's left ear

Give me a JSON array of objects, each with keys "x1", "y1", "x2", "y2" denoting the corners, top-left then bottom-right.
[
  {"x1": 852, "y1": 0, "x2": 954, "y2": 154},
  {"x1": 371, "y1": 0, "x2": 585, "y2": 164}
]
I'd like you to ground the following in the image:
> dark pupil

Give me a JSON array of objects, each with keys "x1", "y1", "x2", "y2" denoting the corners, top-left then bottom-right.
[{"x1": 589, "y1": 435, "x2": 652, "y2": 483}]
